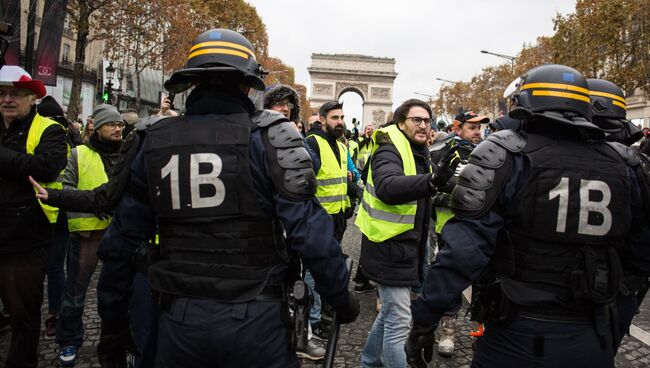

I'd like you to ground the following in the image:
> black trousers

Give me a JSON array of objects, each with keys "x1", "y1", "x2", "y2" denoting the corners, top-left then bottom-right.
[
  {"x1": 0, "y1": 250, "x2": 46, "y2": 368},
  {"x1": 155, "y1": 297, "x2": 300, "y2": 368},
  {"x1": 472, "y1": 316, "x2": 614, "y2": 368}
]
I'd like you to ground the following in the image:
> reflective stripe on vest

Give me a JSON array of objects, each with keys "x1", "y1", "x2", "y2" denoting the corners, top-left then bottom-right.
[
  {"x1": 310, "y1": 134, "x2": 348, "y2": 214},
  {"x1": 25, "y1": 113, "x2": 66, "y2": 224},
  {"x1": 355, "y1": 125, "x2": 428, "y2": 242},
  {"x1": 67, "y1": 145, "x2": 112, "y2": 232}
]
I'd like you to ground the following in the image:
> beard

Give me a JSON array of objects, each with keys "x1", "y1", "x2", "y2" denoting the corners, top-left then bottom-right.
[{"x1": 326, "y1": 123, "x2": 344, "y2": 139}]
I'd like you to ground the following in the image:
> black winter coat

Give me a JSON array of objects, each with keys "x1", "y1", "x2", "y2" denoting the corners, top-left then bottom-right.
[
  {"x1": 0, "y1": 108, "x2": 68, "y2": 253},
  {"x1": 360, "y1": 129, "x2": 436, "y2": 286}
]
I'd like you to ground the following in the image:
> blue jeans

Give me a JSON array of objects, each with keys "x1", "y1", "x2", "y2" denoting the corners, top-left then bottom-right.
[
  {"x1": 56, "y1": 231, "x2": 103, "y2": 347},
  {"x1": 303, "y1": 270, "x2": 321, "y2": 326},
  {"x1": 46, "y1": 217, "x2": 69, "y2": 315},
  {"x1": 361, "y1": 285, "x2": 411, "y2": 368}
]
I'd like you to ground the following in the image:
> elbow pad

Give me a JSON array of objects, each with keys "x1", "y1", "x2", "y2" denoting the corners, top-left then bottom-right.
[{"x1": 255, "y1": 110, "x2": 317, "y2": 200}]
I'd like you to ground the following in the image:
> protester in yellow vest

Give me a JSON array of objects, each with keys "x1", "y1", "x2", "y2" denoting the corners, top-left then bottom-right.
[
  {"x1": 354, "y1": 124, "x2": 375, "y2": 171},
  {"x1": 355, "y1": 99, "x2": 457, "y2": 368},
  {"x1": 306, "y1": 101, "x2": 350, "y2": 242},
  {"x1": 304, "y1": 101, "x2": 352, "y2": 342},
  {"x1": 0, "y1": 65, "x2": 68, "y2": 368},
  {"x1": 54, "y1": 104, "x2": 124, "y2": 366}
]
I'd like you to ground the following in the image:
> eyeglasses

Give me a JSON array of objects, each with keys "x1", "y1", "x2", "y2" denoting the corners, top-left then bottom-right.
[
  {"x1": 0, "y1": 89, "x2": 34, "y2": 99},
  {"x1": 106, "y1": 122, "x2": 125, "y2": 129},
  {"x1": 406, "y1": 117, "x2": 432, "y2": 126},
  {"x1": 273, "y1": 101, "x2": 294, "y2": 109}
]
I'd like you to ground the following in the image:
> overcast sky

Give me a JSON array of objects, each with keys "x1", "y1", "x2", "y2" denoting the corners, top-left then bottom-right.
[{"x1": 248, "y1": 0, "x2": 577, "y2": 122}]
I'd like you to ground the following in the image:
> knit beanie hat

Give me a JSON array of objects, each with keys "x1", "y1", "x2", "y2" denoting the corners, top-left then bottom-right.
[
  {"x1": 93, "y1": 104, "x2": 122, "y2": 130},
  {"x1": 37, "y1": 96, "x2": 65, "y2": 118}
]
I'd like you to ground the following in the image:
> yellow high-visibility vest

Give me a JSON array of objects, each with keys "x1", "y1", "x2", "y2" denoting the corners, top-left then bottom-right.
[
  {"x1": 67, "y1": 145, "x2": 112, "y2": 232},
  {"x1": 25, "y1": 113, "x2": 66, "y2": 224},
  {"x1": 310, "y1": 134, "x2": 349, "y2": 214},
  {"x1": 355, "y1": 125, "x2": 430, "y2": 242},
  {"x1": 355, "y1": 137, "x2": 374, "y2": 170}
]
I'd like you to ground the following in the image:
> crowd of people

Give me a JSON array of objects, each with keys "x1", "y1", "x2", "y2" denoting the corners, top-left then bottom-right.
[{"x1": 1, "y1": 27, "x2": 649, "y2": 368}]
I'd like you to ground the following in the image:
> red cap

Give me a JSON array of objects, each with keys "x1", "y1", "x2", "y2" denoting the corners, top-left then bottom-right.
[{"x1": 0, "y1": 65, "x2": 46, "y2": 98}]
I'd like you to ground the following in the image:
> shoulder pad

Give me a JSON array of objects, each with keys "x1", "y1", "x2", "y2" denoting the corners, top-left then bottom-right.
[
  {"x1": 251, "y1": 109, "x2": 289, "y2": 128},
  {"x1": 456, "y1": 163, "x2": 495, "y2": 191},
  {"x1": 486, "y1": 130, "x2": 526, "y2": 152},
  {"x1": 605, "y1": 141, "x2": 640, "y2": 166},
  {"x1": 469, "y1": 140, "x2": 508, "y2": 169},
  {"x1": 134, "y1": 115, "x2": 169, "y2": 131},
  {"x1": 268, "y1": 121, "x2": 304, "y2": 148},
  {"x1": 262, "y1": 122, "x2": 316, "y2": 201}
]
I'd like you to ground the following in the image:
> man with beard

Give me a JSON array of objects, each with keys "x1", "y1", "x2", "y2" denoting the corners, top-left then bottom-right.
[
  {"x1": 356, "y1": 99, "x2": 455, "y2": 367},
  {"x1": 304, "y1": 101, "x2": 350, "y2": 343},
  {"x1": 306, "y1": 101, "x2": 349, "y2": 242},
  {"x1": 427, "y1": 109, "x2": 489, "y2": 357}
]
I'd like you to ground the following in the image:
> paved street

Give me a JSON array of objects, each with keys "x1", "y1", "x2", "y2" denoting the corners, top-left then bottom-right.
[{"x1": 1, "y1": 217, "x2": 649, "y2": 367}]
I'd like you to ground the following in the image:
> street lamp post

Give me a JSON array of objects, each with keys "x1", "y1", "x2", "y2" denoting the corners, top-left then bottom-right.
[
  {"x1": 105, "y1": 61, "x2": 116, "y2": 104},
  {"x1": 435, "y1": 77, "x2": 460, "y2": 84},
  {"x1": 480, "y1": 49, "x2": 516, "y2": 70}
]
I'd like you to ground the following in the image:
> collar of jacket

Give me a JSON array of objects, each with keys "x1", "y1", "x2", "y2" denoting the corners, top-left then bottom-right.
[
  {"x1": 2, "y1": 105, "x2": 37, "y2": 134},
  {"x1": 185, "y1": 86, "x2": 255, "y2": 116}
]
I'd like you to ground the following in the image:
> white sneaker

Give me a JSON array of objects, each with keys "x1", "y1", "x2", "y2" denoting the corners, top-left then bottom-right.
[
  {"x1": 296, "y1": 340, "x2": 325, "y2": 361},
  {"x1": 437, "y1": 315, "x2": 456, "y2": 357}
]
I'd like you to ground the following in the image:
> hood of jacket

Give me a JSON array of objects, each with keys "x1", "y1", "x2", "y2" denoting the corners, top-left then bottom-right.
[{"x1": 263, "y1": 84, "x2": 301, "y2": 122}]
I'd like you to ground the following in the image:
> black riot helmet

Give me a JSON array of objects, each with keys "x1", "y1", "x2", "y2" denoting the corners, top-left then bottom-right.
[
  {"x1": 587, "y1": 78, "x2": 642, "y2": 146},
  {"x1": 164, "y1": 29, "x2": 266, "y2": 93},
  {"x1": 504, "y1": 64, "x2": 599, "y2": 131}
]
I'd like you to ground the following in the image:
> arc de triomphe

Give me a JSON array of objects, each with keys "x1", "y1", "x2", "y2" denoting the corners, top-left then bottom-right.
[{"x1": 308, "y1": 53, "x2": 397, "y2": 128}]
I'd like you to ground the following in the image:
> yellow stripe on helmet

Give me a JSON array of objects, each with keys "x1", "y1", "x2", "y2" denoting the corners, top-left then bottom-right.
[
  {"x1": 522, "y1": 82, "x2": 590, "y2": 96},
  {"x1": 190, "y1": 41, "x2": 255, "y2": 60},
  {"x1": 187, "y1": 48, "x2": 250, "y2": 61},
  {"x1": 612, "y1": 100, "x2": 627, "y2": 110},
  {"x1": 531, "y1": 90, "x2": 591, "y2": 103},
  {"x1": 589, "y1": 90, "x2": 626, "y2": 104}
]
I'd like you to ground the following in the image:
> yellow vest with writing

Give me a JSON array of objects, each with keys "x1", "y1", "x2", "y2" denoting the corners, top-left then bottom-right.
[
  {"x1": 25, "y1": 113, "x2": 66, "y2": 224},
  {"x1": 67, "y1": 145, "x2": 112, "y2": 232}
]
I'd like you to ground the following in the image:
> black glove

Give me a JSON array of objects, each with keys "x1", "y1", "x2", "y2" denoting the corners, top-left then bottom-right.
[
  {"x1": 334, "y1": 292, "x2": 360, "y2": 324},
  {"x1": 430, "y1": 146, "x2": 461, "y2": 188},
  {"x1": 97, "y1": 319, "x2": 140, "y2": 368},
  {"x1": 405, "y1": 322, "x2": 437, "y2": 368}
]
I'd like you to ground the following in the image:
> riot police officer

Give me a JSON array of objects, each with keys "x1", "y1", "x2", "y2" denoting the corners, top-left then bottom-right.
[
  {"x1": 405, "y1": 64, "x2": 650, "y2": 368},
  {"x1": 587, "y1": 78, "x2": 650, "y2": 352},
  {"x1": 98, "y1": 29, "x2": 359, "y2": 368}
]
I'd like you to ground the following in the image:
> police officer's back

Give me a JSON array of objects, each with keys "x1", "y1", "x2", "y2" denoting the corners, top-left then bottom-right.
[
  {"x1": 405, "y1": 64, "x2": 650, "y2": 368},
  {"x1": 99, "y1": 29, "x2": 359, "y2": 368}
]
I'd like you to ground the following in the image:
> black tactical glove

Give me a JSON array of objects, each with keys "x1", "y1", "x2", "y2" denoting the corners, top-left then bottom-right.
[
  {"x1": 430, "y1": 146, "x2": 461, "y2": 188},
  {"x1": 97, "y1": 319, "x2": 140, "y2": 368},
  {"x1": 405, "y1": 322, "x2": 437, "y2": 368},
  {"x1": 334, "y1": 292, "x2": 360, "y2": 324}
]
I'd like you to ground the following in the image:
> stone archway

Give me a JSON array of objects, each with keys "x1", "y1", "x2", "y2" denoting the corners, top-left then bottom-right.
[{"x1": 308, "y1": 54, "x2": 397, "y2": 129}]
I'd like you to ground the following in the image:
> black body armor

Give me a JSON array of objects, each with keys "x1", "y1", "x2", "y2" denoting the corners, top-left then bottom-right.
[
  {"x1": 501, "y1": 133, "x2": 630, "y2": 309},
  {"x1": 145, "y1": 114, "x2": 287, "y2": 302}
]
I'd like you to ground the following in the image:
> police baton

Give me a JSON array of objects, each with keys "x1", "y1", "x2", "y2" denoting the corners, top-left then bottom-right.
[{"x1": 323, "y1": 258, "x2": 353, "y2": 368}]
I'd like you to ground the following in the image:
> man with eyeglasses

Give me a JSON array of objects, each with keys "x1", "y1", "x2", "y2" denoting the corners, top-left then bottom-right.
[
  {"x1": 0, "y1": 65, "x2": 68, "y2": 368},
  {"x1": 427, "y1": 108, "x2": 489, "y2": 357},
  {"x1": 264, "y1": 84, "x2": 300, "y2": 124},
  {"x1": 355, "y1": 99, "x2": 456, "y2": 368},
  {"x1": 53, "y1": 103, "x2": 125, "y2": 366}
]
